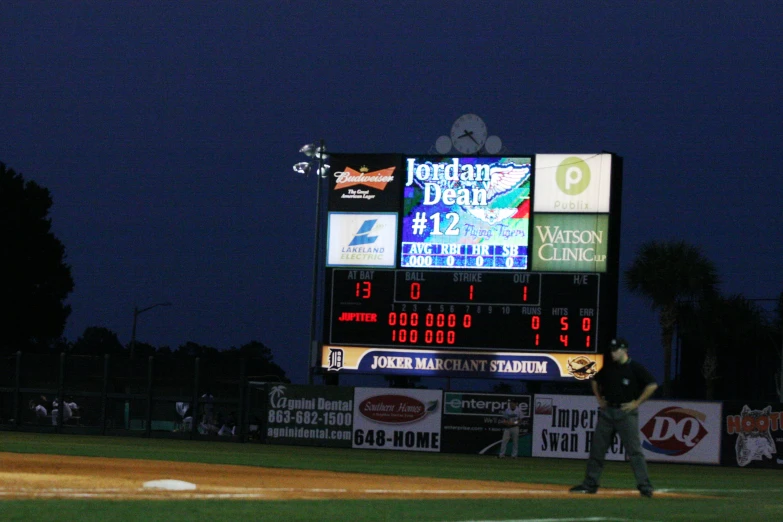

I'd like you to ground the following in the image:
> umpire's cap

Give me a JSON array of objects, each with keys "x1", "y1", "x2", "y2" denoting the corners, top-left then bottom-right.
[{"x1": 609, "y1": 338, "x2": 630, "y2": 351}]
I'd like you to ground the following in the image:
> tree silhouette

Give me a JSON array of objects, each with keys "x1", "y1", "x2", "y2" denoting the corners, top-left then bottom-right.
[
  {"x1": 0, "y1": 163, "x2": 74, "y2": 353},
  {"x1": 677, "y1": 295, "x2": 775, "y2": 400},
  {"x1": 624, "y1": 240, "x2": 719, "y2": 397},
  {"x1": 71, "y1": 326, "x2": 124, "y2": 355},
  {"x1": 226, "y1": 340, "x2": 288, "y2": 382}
]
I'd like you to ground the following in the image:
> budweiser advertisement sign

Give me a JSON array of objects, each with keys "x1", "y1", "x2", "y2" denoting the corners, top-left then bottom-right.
[
  {"x1": 335, "y1": 166, "x2": 395, "y2": 191},
  {"x1": 328, "y1": 154, "x2": 403, "y2": 212}
]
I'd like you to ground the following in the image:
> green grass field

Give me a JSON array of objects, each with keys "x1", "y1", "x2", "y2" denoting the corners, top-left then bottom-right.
[{"x1": 1, "y1": 432, "x2": 782, "y2": 521}]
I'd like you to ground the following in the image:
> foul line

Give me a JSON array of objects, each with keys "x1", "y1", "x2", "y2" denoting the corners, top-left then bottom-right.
[{"x1": 440, "y1": 518, "x2": 661, "y2": 522}]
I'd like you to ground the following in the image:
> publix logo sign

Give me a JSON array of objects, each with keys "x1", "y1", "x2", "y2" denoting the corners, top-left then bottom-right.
[
  {"x1": 532, "y1": 154, "x2": 612, "y2": 214},
  {"x1": 640, "y1": 406, "x2": 709, "y2": 456},
  {"x1": 556, "y1": 156, "x2": 591, "y2": 196}
]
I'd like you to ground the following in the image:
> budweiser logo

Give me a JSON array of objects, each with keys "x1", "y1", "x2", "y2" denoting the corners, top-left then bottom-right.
[{"x1": 334, "y1": 166, "x2": 395, "y2": 190}]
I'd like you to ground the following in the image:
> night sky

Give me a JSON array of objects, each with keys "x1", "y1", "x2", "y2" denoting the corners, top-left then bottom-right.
[{"x1": 2, "y1": 2, "x2": 781, "y2": 385}]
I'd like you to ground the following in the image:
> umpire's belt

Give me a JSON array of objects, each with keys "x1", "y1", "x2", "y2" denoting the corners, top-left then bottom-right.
[{"x1": 607, "y1": 402, "x2": 623, "y2": 408}]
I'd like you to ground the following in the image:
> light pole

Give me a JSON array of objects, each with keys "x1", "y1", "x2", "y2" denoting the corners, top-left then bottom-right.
[
  {"x1": 130, "y1": 301, "x2": 172, "y2": 359},
  {"x1": 294, "y1": 140, "x2": 330, "y2": 385}
]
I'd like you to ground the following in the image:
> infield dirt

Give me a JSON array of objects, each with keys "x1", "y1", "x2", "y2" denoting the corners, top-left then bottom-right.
[{"x1": 0, "y1": 452, "x2": 691, "y2": 500}]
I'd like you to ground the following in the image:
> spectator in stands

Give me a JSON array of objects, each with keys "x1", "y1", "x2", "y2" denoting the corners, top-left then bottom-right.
[
  {"x1": 198, "y1": 390, "x2": 219, "y2": 434},
  {"x1": 29, "y1": 396, "x2": 48, "y2": 421},
  {"x1": 51, "y1": 397, "x2": 74, "y2": 425},
  {"x1": 65, "y1": 397, "x2": 79, "y2": 423},
  {"x1": 201, "y1": 390, "x2": 214, "y2": 424},
  {"x1": 175, "y1": 402, "x2": 191, "y2": 431},
  {"x1": 218, "y1": 411, "x2": 237, "y2": 437}
]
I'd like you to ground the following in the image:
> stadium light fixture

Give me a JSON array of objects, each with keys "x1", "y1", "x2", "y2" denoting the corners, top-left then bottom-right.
[
  {"x1": 294, "y1": 141, "x2": 330, "y2": 178},
  {"x1": 295, "y1": 140, "x2": 330, "y2": 384}
]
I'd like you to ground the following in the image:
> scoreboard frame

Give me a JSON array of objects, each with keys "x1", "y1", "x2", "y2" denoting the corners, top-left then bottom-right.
[{"x1": 316, "y1": 153, "x2": 623, "y2": 381}]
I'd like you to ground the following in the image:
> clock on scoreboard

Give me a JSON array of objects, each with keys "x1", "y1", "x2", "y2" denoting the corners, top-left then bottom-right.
[{"x1": 319, "y1": 152, "x2": 622, "y2": 380}]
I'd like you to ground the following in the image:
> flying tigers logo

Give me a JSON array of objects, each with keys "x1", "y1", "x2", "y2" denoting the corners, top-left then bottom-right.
[{"x1": 566, "y1": 356, "x2": 597, "y2": 380}]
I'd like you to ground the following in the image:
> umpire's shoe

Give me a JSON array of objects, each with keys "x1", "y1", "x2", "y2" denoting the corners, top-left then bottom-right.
[
  {"x1": 639, "y1": 487, "x2": 654, "y2": 498},
  {"x1": 569, "y1": 484, "x2": 597, "y2": 494}
]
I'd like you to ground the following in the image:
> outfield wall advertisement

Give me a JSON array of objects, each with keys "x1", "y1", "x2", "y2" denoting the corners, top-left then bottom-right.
[
  {"x1": 264, "y1": 384, "x2": 354, "y2": 448},
  {"x1": 639, "y1": 400, "x2": 722, "y2": 464},
  {"x1": 352, "y1": 387, "x2": 443, "y2": 452},
  {"x1": 441, "y1": 392, "x2": 532, "y2": 456},
  {"x1": 532, "y1": 394, "x2": 626, "y2": 460},
  {"x1": 721, "y1": 401, "x2": 783, "y2": 468}
]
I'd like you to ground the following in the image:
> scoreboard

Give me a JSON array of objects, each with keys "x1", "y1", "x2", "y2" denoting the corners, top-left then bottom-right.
[
  {"x1": 329, "y1": 269, "x2": 600, "y2": 352},
  {"x1": 319, "y1": 154, "x2": 622, "y2": 381}
]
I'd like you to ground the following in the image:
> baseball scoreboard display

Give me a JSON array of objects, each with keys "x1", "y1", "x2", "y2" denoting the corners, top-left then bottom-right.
[{"x1": 319, "y1": 153, "x2": 622, "y2": 381}]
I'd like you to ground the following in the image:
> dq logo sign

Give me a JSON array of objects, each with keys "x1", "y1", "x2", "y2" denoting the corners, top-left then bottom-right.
[{"x1": 640, "y1": 406, "x2": 709, "y2": 456}]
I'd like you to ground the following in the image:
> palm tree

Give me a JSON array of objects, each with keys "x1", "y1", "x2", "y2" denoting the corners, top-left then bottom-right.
[
  {"x1": 713, "y1": 295, "x2": 776, "y2": 400},
  {"x1": 624, "y1": 240, "x2": 719, "y2": 397},
  {"x1": 679, "y1": 295, "x2": 772, "y2": 400}
]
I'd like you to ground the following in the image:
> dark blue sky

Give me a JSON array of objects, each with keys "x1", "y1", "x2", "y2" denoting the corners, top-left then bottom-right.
[{"x1": 2, "y1": 2, "x2": 781, "y2": 385}]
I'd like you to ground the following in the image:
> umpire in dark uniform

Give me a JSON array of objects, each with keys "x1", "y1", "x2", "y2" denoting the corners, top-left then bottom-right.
[{"x1": 570, "y1": 338, "x2": 658, "y2": 498}]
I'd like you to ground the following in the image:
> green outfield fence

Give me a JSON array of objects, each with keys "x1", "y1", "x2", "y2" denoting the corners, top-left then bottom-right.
[{"x1": 2, "y1": 351, "x2": 783, "y2": 472}]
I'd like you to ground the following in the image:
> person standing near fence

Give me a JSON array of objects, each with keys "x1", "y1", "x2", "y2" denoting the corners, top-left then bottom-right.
[
  {"x1": 201, "y1": 391, "x2": 214, "y2": 424},
  {"x1": 51, "y1": 398, "x2": 73, "y2": 426},
  {"x1": 569, "y1": 337, "x2": 658, "y2": 498},
  {"x1": 497, "y1": 399, "x2": 522, "y2": 458}
]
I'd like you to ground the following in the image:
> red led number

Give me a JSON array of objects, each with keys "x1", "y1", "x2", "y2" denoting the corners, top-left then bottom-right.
[
  {"x1": 388, "y1": 312, "x2": 470, "y2": 345},
  {"x1": 582, "y1": 318, "x2": 591, "y2": 331},
  {"x1": 583, "y1": 318, "x2": 592, "y2": 348},
  {"x1": 532, "y1": 316, "x2": 541, "y2": 346},
  {"x1": 355, "y1": 281, "x2": 371, "y2": 299},
  {"x1": 387, "y1": 312, "x2": 420, "y2": 326}
]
